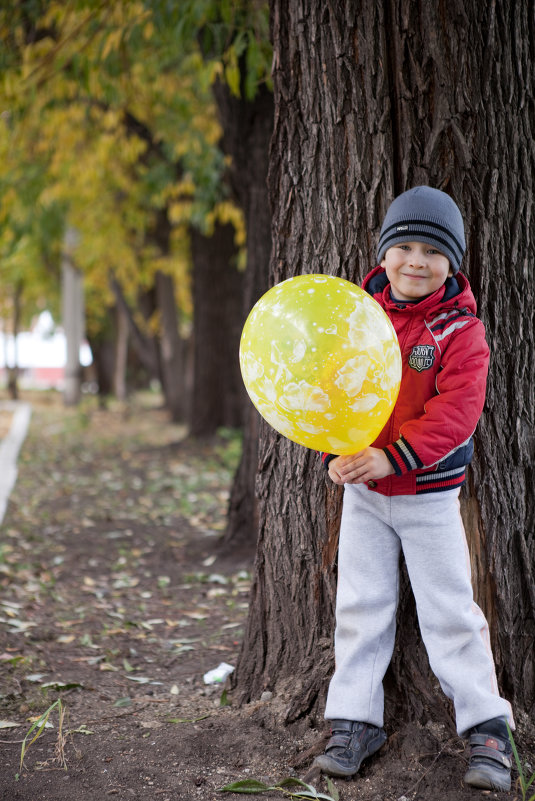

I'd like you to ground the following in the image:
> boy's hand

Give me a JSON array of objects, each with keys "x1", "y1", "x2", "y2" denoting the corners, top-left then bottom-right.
[{"x1": 328, "y1": 448, "x2": 395, "y2": 485}]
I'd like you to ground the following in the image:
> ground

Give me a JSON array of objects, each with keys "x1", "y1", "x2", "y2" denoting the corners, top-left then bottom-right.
[{"x1": 0, "y1": 391, "x2": 533, "y2": 801}]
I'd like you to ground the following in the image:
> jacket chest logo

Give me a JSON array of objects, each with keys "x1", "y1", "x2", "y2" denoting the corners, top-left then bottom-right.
[{"x1": 408, "y1": 344, "x2": 436, "y2": 372}]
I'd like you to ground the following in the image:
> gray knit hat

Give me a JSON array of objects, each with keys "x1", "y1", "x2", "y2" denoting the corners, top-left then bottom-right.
[{"x1": 376, "y1": 186, "x2": 466, "y2": 273}]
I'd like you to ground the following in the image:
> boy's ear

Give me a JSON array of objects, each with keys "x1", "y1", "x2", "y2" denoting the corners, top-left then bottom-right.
[{"x1": 448, "y1": 266, "x2": 454, "y2": 276}]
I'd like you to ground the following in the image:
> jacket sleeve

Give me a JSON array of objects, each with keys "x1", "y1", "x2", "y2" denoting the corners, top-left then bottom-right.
[
  {"x1": 383, "y1": 317, "x2": 490, "y2": 475},
  {"x1": 319, "y1": 452, "x2": 336, "y2": 469}
]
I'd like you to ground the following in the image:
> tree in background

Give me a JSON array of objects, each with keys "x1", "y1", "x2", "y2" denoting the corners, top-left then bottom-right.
[
  {"x1": 233, "y1": 0, "x2": 535, "y2": 736},
  {"x1": 157, "y1": 0, "x2": 273, "y2": 439},
  {"x1": 0, "y1": 1, "x2": 260, "y2": 427},
  {"x1": 0, "y1": 98, "x2": 65, "y2": 398},
  {"x1": 151, "y1": 0, "x2": 274, "y2": 530}
]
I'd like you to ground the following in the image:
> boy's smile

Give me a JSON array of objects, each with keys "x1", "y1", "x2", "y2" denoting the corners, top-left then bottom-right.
[{"x1": 381, "y1": 242, "x2": 452, "y2": 301}]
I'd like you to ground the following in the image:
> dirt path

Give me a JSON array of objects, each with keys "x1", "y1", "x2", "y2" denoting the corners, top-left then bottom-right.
[{"x1": 0, "y1": 392, "x2": 532, "y2": 801}]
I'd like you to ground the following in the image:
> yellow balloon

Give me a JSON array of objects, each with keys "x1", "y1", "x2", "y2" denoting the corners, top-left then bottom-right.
[{"x1": 239, "y1": 274, "x2": 402, "y2": 455}]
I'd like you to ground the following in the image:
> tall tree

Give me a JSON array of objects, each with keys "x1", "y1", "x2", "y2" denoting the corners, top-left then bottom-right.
[
  {"x1": 215, "y1": 77, "x2": 273, "y2": 547},
  {"x1": 170, "y1": 0, "x2": 274, "y2": 540},
  {"x1": 232, "y1": 0, "x2": 535, "y2": 733},
  {"x1": 189, "y1": 220, "x2": 244, "y2": 434},
  {"x1": 1, "y1": 2, "x2": 243, "y2": 421}
]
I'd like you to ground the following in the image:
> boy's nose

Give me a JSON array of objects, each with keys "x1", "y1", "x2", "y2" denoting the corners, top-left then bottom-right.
[{"x1": 409, "y1": 248, "x2": 427, "y2": 267}]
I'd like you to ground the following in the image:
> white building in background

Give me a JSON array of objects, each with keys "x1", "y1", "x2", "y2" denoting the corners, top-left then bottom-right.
[{"x1": 0, "y1": 311, "x2": 92, "y2": 390}]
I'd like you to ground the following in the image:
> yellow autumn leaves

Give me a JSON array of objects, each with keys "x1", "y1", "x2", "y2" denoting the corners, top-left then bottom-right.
[{"x1": 0, "y1": 0, "x2": 248, "y2": 337}]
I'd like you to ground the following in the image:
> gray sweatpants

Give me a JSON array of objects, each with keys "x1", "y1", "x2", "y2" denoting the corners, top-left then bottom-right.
[{"x1": 324, "y1": 483, "x2": 513, "y2": 736}]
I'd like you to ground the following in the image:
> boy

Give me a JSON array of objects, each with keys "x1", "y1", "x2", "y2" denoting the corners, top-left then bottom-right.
[{"x1": 315, "y1": 186, "x2": 514, "y2": 791}]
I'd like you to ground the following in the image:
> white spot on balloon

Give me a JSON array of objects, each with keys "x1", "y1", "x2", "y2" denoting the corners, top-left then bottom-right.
[
  {"x1": 278, "y1": 381, "x2": 330, "y2": 413},
  {"x1": 334, "y1": 356, "x2": 369, "y2": 397},
  {"x1": 350, "y1": 394, "x2": 385, "y2": 413},
  {"x1": 291, "y1": 341, "x2": 306, "y2": 362}
]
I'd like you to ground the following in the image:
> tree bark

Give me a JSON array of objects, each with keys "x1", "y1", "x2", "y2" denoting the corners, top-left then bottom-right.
[
  {"x1": 109, "y1": 271, "x2": 187, "y2": 419},
  {"x1": 114, "y1": 304, "x2": 129, "y2": 401},
  {"x1": 6, "y1": 280, "x2": 23, "y2": 401},
  {"x1": 62, "y1": 231, "x2": 84, "y2": 407},
  {"x1": 211, "y1": 79, "x2": 274, "y2": 548},
  {"x1": 155, "y1": 270, "x2": 186, "y2": 422},
  {"x1": 110, "y1": 277, "x2": 160, "y2": 381},
  {"x1": 189, "y1": 222, "x2": 245, "y2": 437},
  {"x1": 86, "y1": 303, "x2": 129, "y2": 403},
  {"x1": 87, "y1": 333, "x2": 115, "y2": 399},
  {"x1": 233, "y1": 0, "x2": 535, "y2": 727},
  {"x1": 150, "y1": 207, "x2": 187, "y2": 423}
]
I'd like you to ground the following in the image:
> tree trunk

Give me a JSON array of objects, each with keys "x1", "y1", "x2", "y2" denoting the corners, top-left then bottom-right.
[
  {"x1": 233, "y1": 0, "x2": 535, "y2": 728},
  {"x1": 211, "y1": 79, "x2": 274, "y2": 548},
  {"x1": 110, "y1": 277, "x2": 161, "y2": 382},
  {"x1": 86, "y1": 304, "x2": 127, "y2": 404},
  {"x1": 6, "y1": 280, "x2": 23, "y2": 401},
  {"x1": 110, "y1": 272, "x2": 187, "y2": 418},
  {"x1": 151, "y1": 207, "x2": 187, "y2": 423},
  {"x1": 114, "y1": 304, "x2": 129, "y2": 401},
  {"x1": 155, "y1": 270, "x2": 186, "y2": 422},
  {"x1": 189, "y1": 222, "x2": 245, "y2": 437},
  {"x1": 110, "y1": 203, "x2": 187, "y2": 422},
  {"x1": 62, "y1": 231, "x2": 84, "y2": 407},
  {"x1": 88, "y1": 334, "x2": 115, "y2": 399}
]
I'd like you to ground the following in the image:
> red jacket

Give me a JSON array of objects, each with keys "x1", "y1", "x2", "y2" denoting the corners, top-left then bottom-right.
[{"x1": 322, "y1": 267, "x2": 489, "y2": 496}]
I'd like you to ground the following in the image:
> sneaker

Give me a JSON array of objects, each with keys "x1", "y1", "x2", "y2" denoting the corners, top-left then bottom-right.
[
  {"x1": 464, "y1": 718, "x2": 512, "y2": 791},
  {"x1": 314, "y1": 719, "x2": 387, "y2": 777}
]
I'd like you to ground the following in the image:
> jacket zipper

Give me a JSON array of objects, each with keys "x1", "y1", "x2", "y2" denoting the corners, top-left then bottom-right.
[{"x1": 386, "y1": 307, "x2": 413, "y2": 445}]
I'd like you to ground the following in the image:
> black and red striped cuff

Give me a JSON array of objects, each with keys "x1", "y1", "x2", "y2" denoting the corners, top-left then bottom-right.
[
  {"x1": 383, "y1": 437, "x2": 424, "y2": 476},
  {"x1": 321, "y1": 452, "x2": 336, "y2": 470}
]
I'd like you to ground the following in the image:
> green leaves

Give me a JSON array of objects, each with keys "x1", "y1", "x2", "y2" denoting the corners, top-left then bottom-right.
[
  {"x1": 219, "y1": 775, "x2": 338, "y2": 801},
  {"x1": 0, "y1": 0, "x2": 241, "y2": 346},
  {"x1": 220, "y1": 778, "x2": 271, "y2": 793},
  {"x1": 507, "y1": 722, "x2": 535, "y2": 801},
  {"x1": 19, "y1": 699, "x2": 64, "y2": 772}
]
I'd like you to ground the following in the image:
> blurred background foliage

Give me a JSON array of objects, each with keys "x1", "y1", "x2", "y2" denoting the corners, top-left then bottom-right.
[{"x1": 0, "y1": 0, "x2": 271, "y2": 390}]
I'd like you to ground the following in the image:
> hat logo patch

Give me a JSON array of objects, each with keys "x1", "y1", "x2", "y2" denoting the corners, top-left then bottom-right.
[{"x1": 409, "y1": 344, "x2": 436, "y2": 372}]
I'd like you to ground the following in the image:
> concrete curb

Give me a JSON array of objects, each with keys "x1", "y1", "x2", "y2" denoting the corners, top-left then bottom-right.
[{"x1": 0, "y1": 401, "x2": 32, "y2": 525}]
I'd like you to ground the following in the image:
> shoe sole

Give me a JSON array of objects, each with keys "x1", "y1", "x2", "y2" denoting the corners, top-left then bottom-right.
[{"x1": 464, "y1": 766, "x2": 511, "y2": 792}]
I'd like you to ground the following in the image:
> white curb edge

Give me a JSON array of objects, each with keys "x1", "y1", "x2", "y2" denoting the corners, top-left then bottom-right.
[{"x1": 0, "y1": 402, "x2": 32, "y2": 526}]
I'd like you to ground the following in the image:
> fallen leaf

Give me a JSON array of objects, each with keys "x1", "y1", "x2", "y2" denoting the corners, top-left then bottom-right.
[
  {"x1": 0, "y1": 653, "x2": 25, "y2": 665},
  {"x1": 26, "y1": 717, "x2": 54, "y2": 729},
  {"x1": 113, "y1": 697, "x2": 132, "y2": 708},
  {"x1": 70, "y1": 725, "x2": 95, "y2": 735},
  {"x1": 25, "y1": 673, "x2": 48, "y2": 682},
  {"x1": 0, "y1": 600, "x2": 23, "y2": 610},
  {"x1": 6, "y1": 620, "x2": 37, "y2": 633},
  {"x1": 40, "y1": 681, "x2": 83, "y2": 691}
]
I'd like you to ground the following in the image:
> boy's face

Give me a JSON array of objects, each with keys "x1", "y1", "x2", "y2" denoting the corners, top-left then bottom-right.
[{"x1": 381, "y1": 242, "x2": 453, "y2": 301}]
